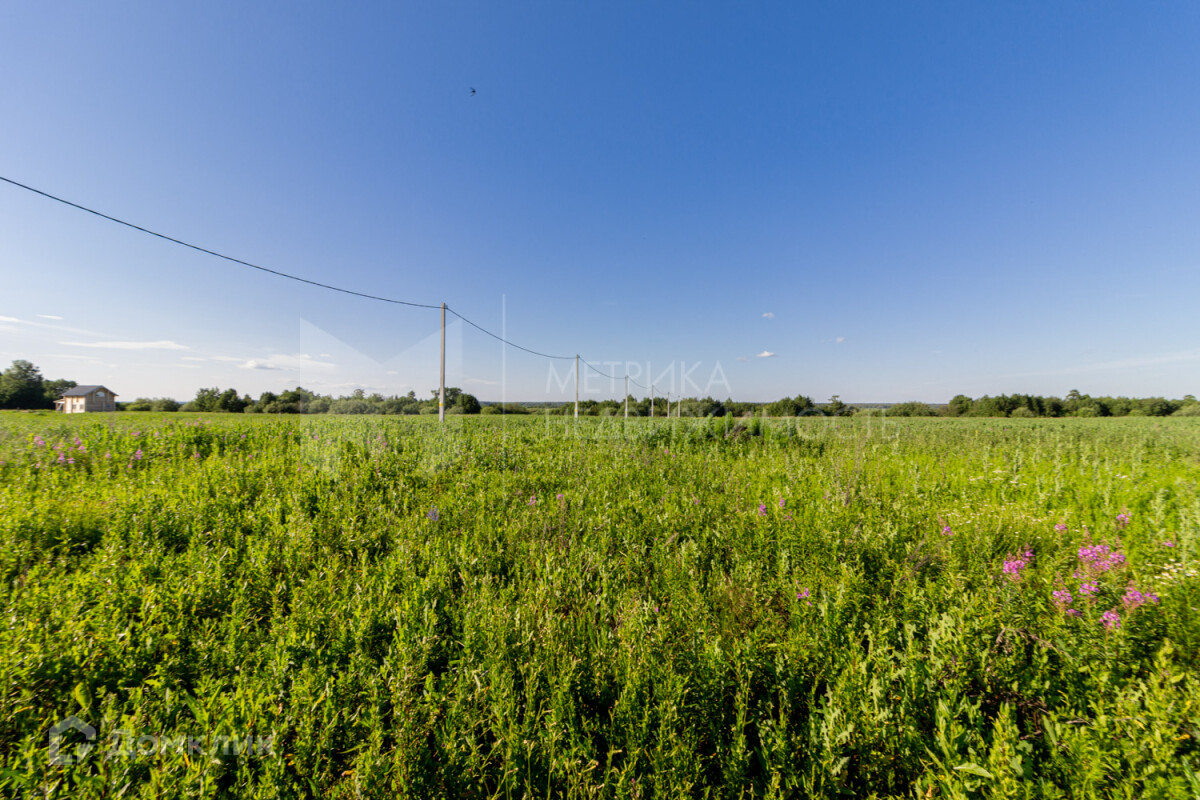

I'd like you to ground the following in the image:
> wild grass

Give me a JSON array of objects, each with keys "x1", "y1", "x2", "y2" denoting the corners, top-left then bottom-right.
[{"x1": 1, "y1": 412, "x2": 1198, "y2": 798}]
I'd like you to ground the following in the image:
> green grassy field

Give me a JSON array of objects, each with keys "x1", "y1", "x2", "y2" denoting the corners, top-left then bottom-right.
[{"x1": 1, "y1": 412, "x2": 1198, "y2": 798}]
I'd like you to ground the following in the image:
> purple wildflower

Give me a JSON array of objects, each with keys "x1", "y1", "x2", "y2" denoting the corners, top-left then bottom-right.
[
  {"x1": 941, "y1": 525, "x2": 953, "y2": 536},
  {"x1": 1052, "y1": 589, "x2": 1073, "y2": 610},
  {"x1": 796, "y1": 588, "x2": 812, "y2": 606},
  {"x1": 1163, "y1": 540, "x2": 1176, "y2": 548},
  {"x1": 1115, "y1": 511, "x2": 1131, "y2": 529},
  {"x1": 1054, "y1": 523, "x2": 1068, "y2": 533},
  {"x1": 33, "y1": 435, "x2": 45, "y2": 447},
  {"x1": 1079, "y1": 582, "x2": 1099, "y2": 597},
  {"x1": 1078, "y1": 543, "x2": 1125, "y2": 574},
  {"x1": 528, "y1": 495, "x2": 537, "y2": 506},
  {"x1": 758, "y1": 504, "x2": 767, "y2": 516},
  {"x1": 779, "y1": 498, "x2": 786, "y2": 509},
  {"x1": 1002, "y1": 549, "x2": 1034, "y2": 582},
  {"x1": 133, "y1": 449, "x2": 143, "y2": 461},
  {"x1": 426, "y1": 506, "x2": 439, "y2": 522},
  {"x1": 1122, "y1": 587, "x2": 1159, "y2": 611},
  {"x1": 1101, "y1": 609, "x2": 1121, "y2": 630}
]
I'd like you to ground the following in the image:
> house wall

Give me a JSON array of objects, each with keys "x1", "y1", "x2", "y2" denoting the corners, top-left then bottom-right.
[{"x1": 62, "y1": 392, "x2": 116, "y2": 413}]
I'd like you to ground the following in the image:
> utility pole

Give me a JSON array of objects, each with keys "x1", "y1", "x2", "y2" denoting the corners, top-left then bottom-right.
[
  {"x1": 650, "y1": 384, "x2": 654, "y2": 418},
  {"x1": 624, "y1": 375, "x2": 629, "y2": 419},
  {"x1": 574, "y1": 354, "x2": 579, "y2": 419},
  {"x1": 439, "y1": 302, "x2": 446, "y2": 424}
]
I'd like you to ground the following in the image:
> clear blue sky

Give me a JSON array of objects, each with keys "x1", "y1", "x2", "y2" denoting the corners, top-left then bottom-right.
[{"x1": 2, "y1": 1, "x2": 1198, "y2": 403}]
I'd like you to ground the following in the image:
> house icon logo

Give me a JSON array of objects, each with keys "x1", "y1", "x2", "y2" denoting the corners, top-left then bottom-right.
[{"x1": 48, "y1": 716, "x2": 96, "y2": 765}]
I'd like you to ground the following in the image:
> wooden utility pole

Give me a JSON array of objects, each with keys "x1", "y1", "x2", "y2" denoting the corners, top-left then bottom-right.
[
  {"x1": 574, "y1": 355, "x2": 579, "y2": 419},
  {"x1": 624, "y1": 375, "x2": 629, "y2": 419},
  {"x1": 650, "y1": 384, "x2": 654, "y2": 418},
  {"x1": 439, "y1": 303, "x2": 446, "y2": 423}
]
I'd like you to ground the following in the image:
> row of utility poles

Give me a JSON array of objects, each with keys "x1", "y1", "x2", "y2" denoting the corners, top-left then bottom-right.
[{"x1": 438, "y1": 305, "x2": 683, "y2": 423}]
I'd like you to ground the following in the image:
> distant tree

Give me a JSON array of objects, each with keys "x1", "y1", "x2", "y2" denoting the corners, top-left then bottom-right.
[
  {"x1": 330, "y1": 398, "x2": 373, "y2": 414},
  {"x1": 0, "y1": 360, "x2": 46, "y2": 409},
  {"x1": 216, "y1": 388, "x2": 247, "y2": 413},
  {"x1": 43, "y1": 378, "x2": 77, "y2": 408},
  {"x1": 457, "y1": 393, "x2": 481, "y2": 414},
  {"x1": 888, "y1": 402, "x2": 937, "y2": 417},
  {"x1": 182, "y1": 387, "x2": 222, "y2": 413},
  {"x1": 822, "y1": 395, "x2": 852, "y2": 417},
  {"x1": 945, "y1": 395, "x2": 973, "y2": 417}
]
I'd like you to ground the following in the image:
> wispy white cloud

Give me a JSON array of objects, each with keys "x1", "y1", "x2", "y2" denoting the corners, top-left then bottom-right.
[
  {"x1": 464, "y1": 377, "x2": 500, "y2": 386},
  {"x1": 238, "y1": 353, "x2": 336, "y2": 372},
  {"x1": 736, "y1": 355, "x2": 749, "y2": 362},
  {"x1": 181, "y1": 356, "x2": 207, "y2": 362},
  {"x1": 48, "y1": 353, "x2": 106, "y2": 362},
  {"x1": 62, "y1": 340, "x2": 190, "y2": 351},
  {"x1": 37, "y1": 314, "x2": 64, "y2": 320},
  {"x1": 762, "y1": 312, "x2": 774, "y2": 319},
  {"x1": 756, "y1": 350, "x2": 776, "y2": 358},
  {"x1": 0, "y1": 315, "x2": 20, "y2": 323},
  {"x1": 836, "y1": 337, "x2": 845, "y2": 344}
]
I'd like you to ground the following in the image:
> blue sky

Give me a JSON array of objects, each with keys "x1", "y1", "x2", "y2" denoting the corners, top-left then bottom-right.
[{"x1": 1, "y1": 2, "x2": 1198, "y2": 403}]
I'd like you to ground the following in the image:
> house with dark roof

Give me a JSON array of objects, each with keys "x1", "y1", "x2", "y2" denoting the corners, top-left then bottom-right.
[{"x1": 55, "y1": 385, "x2": 118, "y2": 413}]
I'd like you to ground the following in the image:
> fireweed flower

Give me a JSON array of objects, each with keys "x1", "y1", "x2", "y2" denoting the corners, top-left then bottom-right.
[
  {"x1": 1054, "y1": 523, "x2": 1068, "y2": 533},
  {"x1": 1077, "y1": 544, "x2": 1125, "y2": 574},
  {"x1": 133, "y1": 449, "x2": 143, "y2": 460},
  {"x1": 779, "y1": 498, "x2": 786, "y2": 509},
  {"x1": 426, "y1": 507, "x2": 439, "y2": 522},
  {"x1": 1079, "y1": 582, "x2": 1099, "y2": 597},
  {"x1": 1003, "y1": 550, "x2": 1034, "y2": 581},
  {"x1": 941, "y1": 526, "x2": 954, "y2": 536},
  {"x1": 528, "y1": 495, "x2": 537, "y2": 506},
  {"x1": 1122, "y1": 587, "x2": 1159, "y2": 611},
  {"x1": 1102, "y1": 609, "x2": 1121, "y2": 630},
  {"x1": 1115, "y1": 511, "x2": 1131, "y2": 529},
  {"x1": 796, "y1": 588, "x2": 812, "y2": 606},
  {"x1": 1052, "y1": 589, "x2": 1073, "y2": 610}
]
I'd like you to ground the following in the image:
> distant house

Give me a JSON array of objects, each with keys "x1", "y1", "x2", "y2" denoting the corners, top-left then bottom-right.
[{"x1": 55, "y1": 385, "x2": 118, "y2": 413}]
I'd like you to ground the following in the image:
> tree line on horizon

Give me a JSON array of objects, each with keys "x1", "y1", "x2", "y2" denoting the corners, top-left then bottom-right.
[{"x1": 2, "y1": 359, "x2": 1197, "y2": 417}]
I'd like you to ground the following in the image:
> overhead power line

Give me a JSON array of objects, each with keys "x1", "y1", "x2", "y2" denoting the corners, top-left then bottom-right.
[
  {"x1": 447, "y1": 306, "x2": 574, "y2": 361},
  {"x1": 0, "y1": 174, "x2": 441, "y2": 310},
  {"x1": 1, "y1": 174, "x2": 653, "y2": 397}
]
